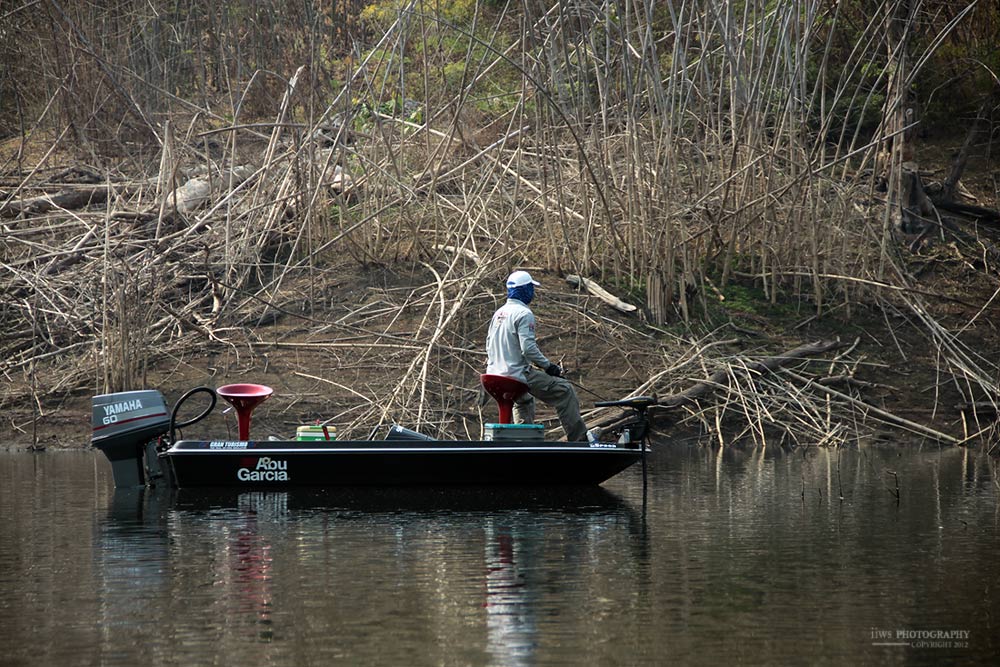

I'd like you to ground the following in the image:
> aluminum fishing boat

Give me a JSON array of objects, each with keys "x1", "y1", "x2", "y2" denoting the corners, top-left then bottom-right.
[{"x1": 91, "y1": 384, "x2": 653, "y2": 489}]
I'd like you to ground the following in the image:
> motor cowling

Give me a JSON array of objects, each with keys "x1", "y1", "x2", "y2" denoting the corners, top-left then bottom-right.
[{"x1": 92, "y1": 390, "x2": 170, "y2": 487}]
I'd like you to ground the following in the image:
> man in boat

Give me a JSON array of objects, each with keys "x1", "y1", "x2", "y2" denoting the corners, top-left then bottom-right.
[{"x1": 486, "y1": 270, "x2": 589, "y2": 442}]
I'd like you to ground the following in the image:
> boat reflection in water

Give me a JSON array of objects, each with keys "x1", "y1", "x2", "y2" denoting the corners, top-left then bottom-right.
[
  {"x1": 96, "y1": 485, "x2": 645, "y2": 663},
  {"x1": 484, "y1": 520, "x2": 535, "y2": 667}
]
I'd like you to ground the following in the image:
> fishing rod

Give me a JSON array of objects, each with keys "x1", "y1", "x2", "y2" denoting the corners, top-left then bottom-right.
[
  {"x1": 564, "y1": 376, "x2": 610, "y2": 402},
  {"x1": 557, "y1": 357, "x2": 611, "y2": 402}
]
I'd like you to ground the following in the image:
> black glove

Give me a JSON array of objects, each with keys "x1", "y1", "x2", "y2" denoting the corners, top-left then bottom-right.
[{"x1": 545, "y1": 363, "x2": 562, "y2": 377}]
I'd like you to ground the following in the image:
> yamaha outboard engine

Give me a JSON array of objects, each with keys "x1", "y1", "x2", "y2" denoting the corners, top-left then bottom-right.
[{"x1": 92, "y1": 390, "x2": 170, "y2": 487}]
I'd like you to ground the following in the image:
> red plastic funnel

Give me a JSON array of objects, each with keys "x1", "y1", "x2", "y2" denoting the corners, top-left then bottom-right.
[
  {"x1": 480, "y1": 374, "x2": 530, "y2": 424},
  {"x1": 217, "y1": 383, "x2": 273, "y2": 440}
]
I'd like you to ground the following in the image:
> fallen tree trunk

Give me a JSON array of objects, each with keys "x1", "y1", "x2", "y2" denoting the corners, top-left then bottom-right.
[
  {"x1": 588, "y1": 338, "x2": 846, "y2": 433},
  {"x1": 930, "y1": 199, "x2": 1000, "y2": 223},
  {"x1": 657, "y1": 339, "x2": 845, "y2": 409},
  {"x1": 1, "y1": 186, "x2": 109, "y2": 218},
  {"x1": 591, "y1": 337, "x2": 963, "y2": 445},
  {"x1": 916, "y1": 102, "x2": 1000, "y2": 226},
  {"x1": 1, "y1": 163, "x2": 260, "y2": 220}
]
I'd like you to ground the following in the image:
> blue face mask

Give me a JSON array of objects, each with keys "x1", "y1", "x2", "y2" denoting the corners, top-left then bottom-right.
[{"x1": 507, "y1": 283, "x2": 534, "y2": 305}]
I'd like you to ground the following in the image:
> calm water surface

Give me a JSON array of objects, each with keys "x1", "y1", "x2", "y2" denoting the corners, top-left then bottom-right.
[{"x1": 1, "y1": 444, "x2": 998, "y2": 666}]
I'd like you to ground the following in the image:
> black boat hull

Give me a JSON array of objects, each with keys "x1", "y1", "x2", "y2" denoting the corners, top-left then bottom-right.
[{"x1": 163, "y1": 439, "x2": 643, "y2": 488}]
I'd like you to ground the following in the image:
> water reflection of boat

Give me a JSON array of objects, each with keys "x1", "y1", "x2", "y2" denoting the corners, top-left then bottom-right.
[
  {"x1": 159, "y1": 484, "x2": 637, "y2": 516},
  {"x1": 95, "y1": 482, "x2": 646, "y2": 662},
  {"x1": 484, "y1": 520, "x2": 536, "y2": 667}
]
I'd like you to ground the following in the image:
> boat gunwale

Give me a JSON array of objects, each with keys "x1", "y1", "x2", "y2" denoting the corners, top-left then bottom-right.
[{"x1": 165, "y1": 439, "x2": 645, "y2": 455}]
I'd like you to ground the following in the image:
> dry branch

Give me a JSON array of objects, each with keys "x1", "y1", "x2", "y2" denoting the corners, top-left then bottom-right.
[
  {"x1": 565, "y1": 275, "x2": 637, "y2": 314},
  {"x1": 657, "y1": 339, "x2": 846, "y2": 409},
  {"x1": 781, "y1": 369, "x2": 960, "y2": 444},
  {"x1": 433, "y1": 244, "x2": 481, "y2": 264}
]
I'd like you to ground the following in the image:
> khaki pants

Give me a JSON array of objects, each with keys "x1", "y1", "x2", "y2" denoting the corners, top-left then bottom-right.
[{"x1": 513, "y1": 367, "x2": 588, "y2": 441}]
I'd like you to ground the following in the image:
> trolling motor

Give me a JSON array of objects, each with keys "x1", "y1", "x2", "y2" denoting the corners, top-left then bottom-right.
[
  {"x1": 594, "y1": 396, "x2": 659, "y2": 489},
  {"x1": 593, "y1": 396, "x2": 658, "y2": 446},
  {"x1": 92, "y1": 387, "x2": 217, "y2": 488}
]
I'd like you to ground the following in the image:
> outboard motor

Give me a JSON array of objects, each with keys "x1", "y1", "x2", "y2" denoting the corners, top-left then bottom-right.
[{"x1": 92, "y1": 390, "x2": 170, "y2": 487}]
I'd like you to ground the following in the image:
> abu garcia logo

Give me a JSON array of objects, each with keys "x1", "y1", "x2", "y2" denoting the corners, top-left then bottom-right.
[{"x1": 237, "y1": 457, "x2": 289, "y2": 482}]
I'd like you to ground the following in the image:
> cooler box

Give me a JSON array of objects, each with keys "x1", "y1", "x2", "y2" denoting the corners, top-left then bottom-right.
[
  {"x1": 297, "y1": 425, "x2": 336, "y2": 441},
  {"x1": 484, "y1": 423, "x2": 545, "y2": 442}
]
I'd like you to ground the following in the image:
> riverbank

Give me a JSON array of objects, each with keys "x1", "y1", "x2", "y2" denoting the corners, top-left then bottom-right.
[{"x1": 2, "y1": 238, "x2": 998, "y2": 452}]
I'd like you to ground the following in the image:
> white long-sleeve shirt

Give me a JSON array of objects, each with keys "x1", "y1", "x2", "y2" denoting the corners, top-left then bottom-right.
[{"x1": 485, "y1": 299, "x2": 551, "y2": 383}]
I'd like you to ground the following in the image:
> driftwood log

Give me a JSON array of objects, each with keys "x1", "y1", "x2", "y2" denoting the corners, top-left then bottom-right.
[
  {"x1": 930, "y1": 197, "x2": 1000, "y2": 224},
  {"x1": 656, "y1": 338, "x2": 845, "y2": 409},
  {"x1": 1, "y1": 186, "x2": 110, "y2": 218},
  {"x1": 565, "y1": 275, "x2": 637, "y2": 314},
  {"x1": 0, "y1": 163, "x2": 260, "y2": 220}
]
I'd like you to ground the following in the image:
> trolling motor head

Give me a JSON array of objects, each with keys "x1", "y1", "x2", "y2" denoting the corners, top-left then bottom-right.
[
  {"x1": 92, "y1": 390, "x2": 170, "y2": 487},
  {"x1": 593, "y1": 396, "x2": 659, "y2": 445},
  {"x1": 594, "y1": 396, "x2": 658, "y2": 412}
]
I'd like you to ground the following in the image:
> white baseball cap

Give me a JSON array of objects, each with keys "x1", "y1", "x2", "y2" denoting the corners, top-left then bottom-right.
[{"x1": 506, "y1": 270, "x2": 540, "y2": 288}]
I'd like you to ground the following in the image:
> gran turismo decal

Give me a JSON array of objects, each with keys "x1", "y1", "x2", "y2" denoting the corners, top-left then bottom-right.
[{"x1": 210, "y1": 441, "x2": 249, "y2": 449}]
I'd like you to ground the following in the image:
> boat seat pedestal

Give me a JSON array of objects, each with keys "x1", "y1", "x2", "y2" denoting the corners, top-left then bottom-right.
[
  {"x1": 480, "y1": 374, "x2": 530, "y2": 424},
  {"x1": 217, "y1": 383, "x2": 273, "y2": 440}
]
